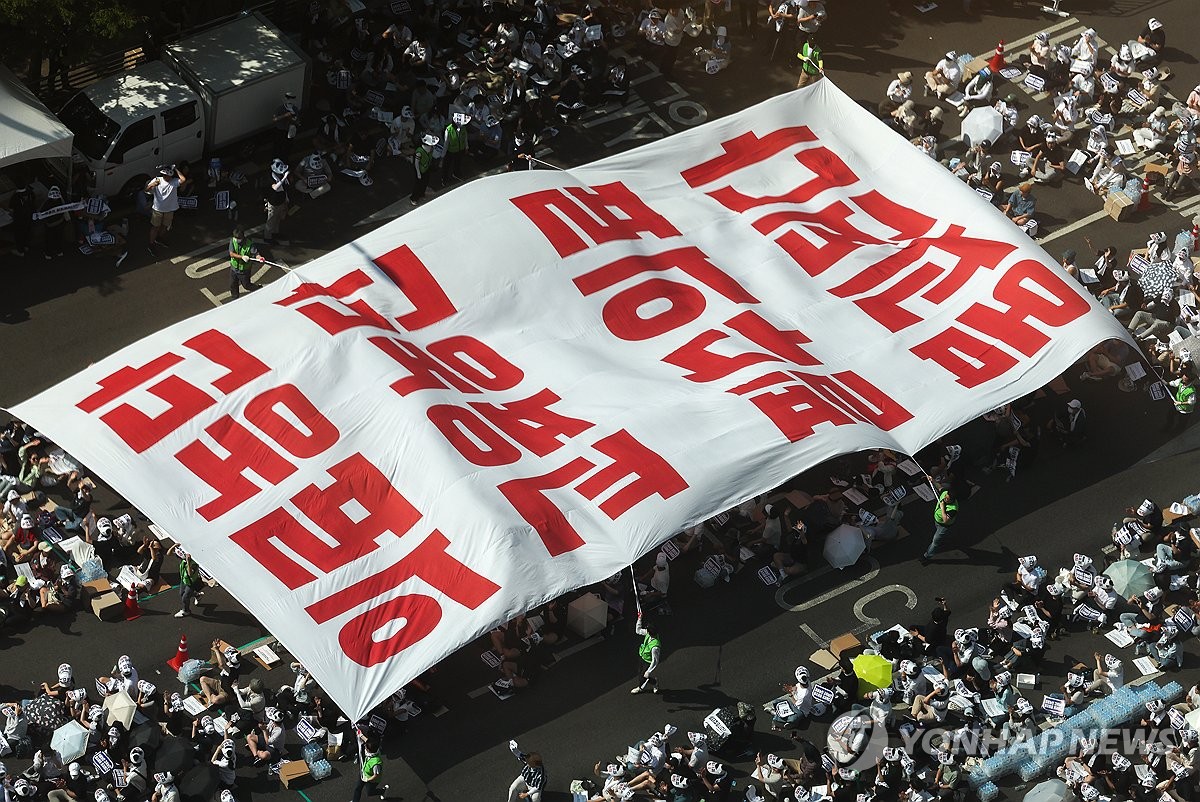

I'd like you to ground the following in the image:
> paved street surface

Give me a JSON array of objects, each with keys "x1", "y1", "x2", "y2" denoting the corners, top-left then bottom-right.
[{"x1": 4, "y1": 0, "x2": 1200, "y2": 800}]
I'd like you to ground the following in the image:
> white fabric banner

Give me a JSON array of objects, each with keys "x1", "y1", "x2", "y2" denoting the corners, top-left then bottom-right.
[{"x1": 12, "y1": 80, "x2": 1129, "y2": 721}]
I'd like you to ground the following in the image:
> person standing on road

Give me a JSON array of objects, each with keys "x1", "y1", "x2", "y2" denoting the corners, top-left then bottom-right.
[
  {"x1": 228, "y1": 227, "x2": 264, "y2": 301},
  {"x1": 263, "y1": 160, "x2": 290, "y2": 246},
  {"x1": 411, "y1": 134, "x2": 438, "y2": 206},
  {"x1": 175, "y1": 551, "x2": 200, "y2": 618},
  {"x1": 921, "y1": 483, "x2": 959, "y2": 564},
  {"x1": 765, "y1": 0, "x2": 798, "y2": 64},
  {"x1": 796, "y1": 39, "x2": 823, "y2": 88},
  {"x1": 145, "y1": 165, "x2": 184, "y2": 253},
  {"x1": 506, "y1": 740, "x2": 545, "y2": 802},
  {"x1": 443, "y1": 113, "x2": 470, "y2": 185},
  {"x1": 352, "y1": 737, "x2": 389, "y2": 802},
  {"x1": 272, "y1": 92, "x2": 301, "y2": 162},
  {"x1": 1166, "y1": 369, "x2": 1197, "y2": 431},
  {"x1": 630, "y1": 614, "x2": 662, "y2": 694}
]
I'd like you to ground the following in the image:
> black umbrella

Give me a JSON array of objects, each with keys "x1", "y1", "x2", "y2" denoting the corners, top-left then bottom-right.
[
  {"x1": 178, "y1": 765, "x2": 221, "y2": 802},
  {"x1": 154, "y1": 737, "x2": 196, "y2": 776},
  {"x1": 25, "y1": 695, "x2": 69, "y2": 740},
  {"x1": 129, "y1": 723, "x2": 162, "y2": 753}
]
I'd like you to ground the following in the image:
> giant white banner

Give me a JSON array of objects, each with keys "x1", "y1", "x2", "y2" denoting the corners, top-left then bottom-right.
[{"x1": 13, "y1": 80, "x2": 1129, "y2": 721}]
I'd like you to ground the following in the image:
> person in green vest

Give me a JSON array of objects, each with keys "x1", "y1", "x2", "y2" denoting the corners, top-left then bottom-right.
[
  {"x1": 1166, "y1": 369, "x2": 1196, "y2": 431},
  {"x1": 796, "y1": 40, "x2": 823, "y2": 88},
  {"x1": 630, "y1": 614, "x2": 662, "y2": 694},
  {"x1": 352, "y1": 737, "x2": 389, "y2": 802},
  {"x1": 443, "y1": 112, "x2": 471, "y2": 185},
  {"x1": 410, "y1": 133, "x2": 439, "y2": 206},
  {"x1": 228, "y1": 226, "x2": 263, "y2": 300},
  {"x1": 921, "y1": 482, "x2": 959, "y2": 564},
  {"x1": 175, "y1": 551, "x2": 200, "y2": 618}
]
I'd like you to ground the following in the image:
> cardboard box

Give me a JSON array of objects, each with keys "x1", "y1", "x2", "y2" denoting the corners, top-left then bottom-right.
[
  {"x1": 809, "y1": 649, "x2": 840, "y2": 671},
  {"x1": 1105, "y1": 192, "x2": 1135, "y2": 221},
  {"x1": 91, "y1": 592, "x2": 124, "y2": 621},
  {"x1": 566, "y1": 593, "x2": 608, "y2": 639},
  {"x1": 279, "y1": 761, "x2": 311, "y2": 789},
  {"x1": 82, "y1": 578, "x2": 113, "y2": 599},
  {"x1": 829, "y1": 633, "x2": 861, "y2": 658},
  {"x1": 1144, "y1": 161, "x2": 1170, "y2": 179}
]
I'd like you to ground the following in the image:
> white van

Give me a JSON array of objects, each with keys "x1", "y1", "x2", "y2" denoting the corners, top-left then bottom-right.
[{"x1": 58, "y1": 63, "x2": 204, "y2": 198}]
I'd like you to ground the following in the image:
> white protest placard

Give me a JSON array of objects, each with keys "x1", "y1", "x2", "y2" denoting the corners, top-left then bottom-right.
[
  {"x1": 897, "y1": 459, "x2": 922, "y2": 476},
  {"x1": 843, "y1": 488, "x2": 868, "y2": 505},
  {"x1": 1041, "y1": 695, "x2": 1066, "y2": 716},
  {"x1": 1125, "y1": 362, "x2": 1147, "y2": 381},
  {"x1": 1010, "y1": 150, "x2": 1032, "y2": 166},
  {"x1": 1023, "y1": 74, "x2": 1046, "y2": 92},
  {"x1": 914, "y1": 483, "x2": 936, "y2": 502},
  {"x1": 11, "y1": 81, "x2": 1132, "y2": 723}
]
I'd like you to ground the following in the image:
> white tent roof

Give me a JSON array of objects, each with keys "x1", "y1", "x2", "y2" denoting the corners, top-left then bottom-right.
[{"x1": 0, "y1": 64, "x2": 74, "y2": 170}]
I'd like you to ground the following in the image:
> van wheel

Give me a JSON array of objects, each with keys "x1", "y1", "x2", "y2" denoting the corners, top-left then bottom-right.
[{"x1": 120, "y1": 175, "x2": 150, "y2": 200}]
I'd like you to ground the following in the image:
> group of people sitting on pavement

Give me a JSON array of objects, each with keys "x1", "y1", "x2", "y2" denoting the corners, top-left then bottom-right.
[{"x1": 878, "y1": 15, "x2": 1200, "y2": 240}]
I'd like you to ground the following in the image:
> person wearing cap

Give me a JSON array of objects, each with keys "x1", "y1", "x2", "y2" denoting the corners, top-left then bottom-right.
[
  {"x1": 506, "y1": 741, "x2": 541, "y2": 802},
  {"x1": 211, "y1": 738, "x2": 237, "y2": 789},
  {"x1": 924, "y1": 51, "x2": 962, "y2": 100},
  {"x1": 1027, "y1": 31, "x2": 1052, "y2": 70},
  {"x1": 1136, "y1": 17, "x2": 1165, "y2": 70},
  {"x1": 764, "y1": 0, "x2": 801, "y2": 64},
  {"x1": 700, "y1": 761, "x2": 732, "y2": 802},
  {"x1": 1050, "y1": 399, "x2": 1086, "y2": 447},
  {"x1": 1030, "y1": 131, "x2": 1065, "y2": 185},
  {"x1": 262, "y1": 159, "x2": 290, "y2": 246},
  {"x1": 272, "y1": 92, "x2": 301, "y2": 161},
  {"x1": 1164, "y1": 149, "x2": 1200, "y2": 201},
  {"x1": 959, "y1": 68, "x2": 994, "y2": 117},
  {"x1": 751, "y1": 753, "x2": 786, "y2": 798},
  {"x1": 879, "y1": 72, "x2": 913, "y2": 117},
  {"x1": 48, "y1": 761, "x2": 91, "y2": 802},
  {"x1": 637, "y1": 551, "x2": 671, "y2": 607},
  {"x1": 227, "y1": 226, "x2": 264, "y2": 301},
  {"x1": 890, "y1": 100, "x2": 921, "y2": 139},
  {"x1": 1000, "y1": 183, "x2": 1036, "y2": 227},
  {"x1": 145, "y1": 165, "x2": 186, "y2": 253},
  {"x1": 442, "y1": 113, "x2": 471, "y2": 185},
  {"x1": 152, "y1": 772, "x2": 180, "y2": 802},
  {"x1": 1085, "y1": 652, "x2": 1124, "y2": 696},
  {"x1": 410, "y1": 133, "x2": 438, "y2": 206},
  {"x1": 1015, "y1": 115, "x2": 1047, "y2": 161}
]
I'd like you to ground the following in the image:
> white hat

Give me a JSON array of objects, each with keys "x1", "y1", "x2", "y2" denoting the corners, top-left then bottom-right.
[
  {"x1": 1120, "y1": 44, "x2": 1132, "y2": 60},
  {"x1": 137, "y1": 680, "x2": 156, "y2": 696},
  {"x1": 615, "y1": 783, "x2": 635, "y2": 801},
  {"x1": 1145, "y1": 586, "x2": 1163, "y2": 601},
  {"x1": 14, "y1": 780, "x2": 36, "y2": 798},
  {"x1": 1067, "y1": 399, "x2": 1082, "y2": 410},
  {"x1": 154, "y1": 772, "x2": 175, "y2": 786},
  {"x1": 1019, "y1": 555, "x2": 1037, "y2": 570},
  {"x1": 994, "y1": 671, "x2": 1011, "y2": 687},
  {"x1": 20, "y1": 513, "x2": 33, "y2": 528},
  {"x1": 58, "y1": 663, "x2": 74, "y2": 684},
  {"x1": 767, "y1": 753, "x2": 785, "y2": 769},
  {"x1": 1105, "y1": 654, "x2": 1121, "y2": 669},
  {"x1": 271, "y1": 159, "x2": 288, "y2": 176},
  {"x1": 129, "y1": 747, "x2": 145, "y2": 765},
  {"x1": 47, "y1": 186, "x2": 63, "y2": 200},
  {"x1": 707, "y1": 761, "x2": 726, "y2": 777},
  {"x1": 795, "y1": 666, "x2": 810, "y2": 683},
  {"x1": 1080, "y1": 784, "x2": 1100, "y2": 802},
  {"x1": 1148, "y1": 17, "x2": 1163, "y2": 30},
  {"x1": 858, "y1": 511, "x2": 878, "y2": 527},
  {"x1": 602, "y1": 763, "x2": 622, "y2": 777},
  {"x1": 117, "y1": 655, "x2": 134, "y2": 675},
  {"x1": 422, "y1": 133, "x2": 440, "y2": 147},
  {"x1": 656, "y1": 552, "x2": 668, "y2": 568},
  {"x1": 1073, "y1": 553, "x2": 1093, "y2": 569},
  {"x1": 6, "y1": 490, "x2": 17, "y2": 501},
  {"x1": 452, "y1": 112, "x2": 472, "y2": 126},
  {"x1": 688, "y1": 731, "x2": 707, "y2": 745},
  {"x1": 1111, "y1": 753, "x2": 1131, "y2": 770},
  {"x1": 267, "y1": 707, "x2": 284, "y2": 723},
  {"x1": 220, "y1": 791, "x2": 236, "y2": 802},
  {"x1": 671, "y1": 774, "x2": 689, "y2": 789}
]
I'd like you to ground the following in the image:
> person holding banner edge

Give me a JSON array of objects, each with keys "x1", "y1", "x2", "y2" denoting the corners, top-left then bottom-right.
[{"x1": 630, "y1": 614, "x2": 662, "y2": 694}]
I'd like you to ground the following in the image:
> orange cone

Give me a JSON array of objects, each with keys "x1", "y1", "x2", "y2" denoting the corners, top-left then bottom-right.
[
  {"x1": 123, "y1": 587, "x2": 142, "y2": 621},
  {"x1": 167, "y1": 634, "x2": 189, "y2": 671},
  {"x1": 1139, "y1": 176, "x2": 1153, "y2": 212},
  {"x1": 988, "y1": 40, "x2": 1006, "y2": 73}
]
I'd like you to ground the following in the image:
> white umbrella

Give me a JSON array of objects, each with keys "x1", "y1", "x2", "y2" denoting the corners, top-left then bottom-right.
[
  {"x1": 51, "y1": 721, "x2": 90, "y2": 763},
  {"x1": 823, "y1": 524, "x2": 867, "y2": 569},
  {"x1": 962, "y1": 106, "x2": 1005, "y2": 147},
  {"x1": 103, "y1": 690, "x2": 137, "y2": 729},
  {"x1": 1025, "y1": 779, "x2": 1070, "y2": 802}
]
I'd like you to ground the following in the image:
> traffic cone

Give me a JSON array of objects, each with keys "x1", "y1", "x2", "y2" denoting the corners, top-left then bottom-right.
[
  {"x1": 1139, "y1": 176, "x2": 1153, "y2": 212},
  {"x1": 123, "y1": 586, "x2": 142, "y2": 621},
  {"x1": 988, "y1": 40, "x2": 1006, "y2": 73},
  {"x1": 167, "y1": 634, "x2": 189, "y2": 671},
  {"x1": 1192, "y1": 222, "x2": 1199, "y2": 252}
]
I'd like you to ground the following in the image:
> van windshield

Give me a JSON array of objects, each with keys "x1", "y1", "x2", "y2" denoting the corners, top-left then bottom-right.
[{"x1": 58, "y1": 93, "x2": 120, "y2": 161}]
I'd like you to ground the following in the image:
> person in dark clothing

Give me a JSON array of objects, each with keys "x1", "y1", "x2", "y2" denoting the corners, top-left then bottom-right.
[
  {"x1": 927, "y1": 597, "x2": 951, "y2": 647},
  {"x1": 8, "y1": 183, "x2": 35, "y2": 257}
]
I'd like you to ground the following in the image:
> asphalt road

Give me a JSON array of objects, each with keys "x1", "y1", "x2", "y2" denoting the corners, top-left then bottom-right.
[{"x1": 4, "y1": 0, "x2": 1200, "y2": 800}]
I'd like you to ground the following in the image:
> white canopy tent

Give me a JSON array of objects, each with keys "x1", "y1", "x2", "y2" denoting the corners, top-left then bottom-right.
[{"x1": 0, "y1": 64, "x2": 73, "y2": 169}]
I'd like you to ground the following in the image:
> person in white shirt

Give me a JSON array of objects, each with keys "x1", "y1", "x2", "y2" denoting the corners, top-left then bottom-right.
[
  {"x1": 925, "y1": 52, "x2": 963, "y2": 99},
  {"x1": 1085, "y1": 652, "x2": 1124, "y2": 695},
  {"x1": 145, "y1": 165, "x2": 185, "y2": 252},
  {"x1": 879, "y1": 71, "x2": 913, "y2": 116}
]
